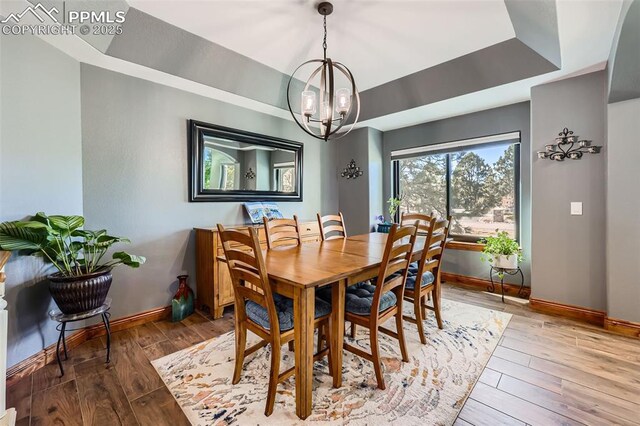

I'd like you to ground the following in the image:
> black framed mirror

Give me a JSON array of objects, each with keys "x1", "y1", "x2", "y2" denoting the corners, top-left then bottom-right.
[{"x1": 188, "y1": 120, "x2": 303, "y2": 202}]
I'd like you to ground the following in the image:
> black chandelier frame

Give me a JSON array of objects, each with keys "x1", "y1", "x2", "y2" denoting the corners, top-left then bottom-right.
[{"x1": 286, "y1": 2, "x2": 360, "y2": 141}]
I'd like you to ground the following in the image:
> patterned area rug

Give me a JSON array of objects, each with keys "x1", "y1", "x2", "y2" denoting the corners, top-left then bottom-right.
[{"x1": 152, "y1": 300, "x2": 511, "y2": 425}]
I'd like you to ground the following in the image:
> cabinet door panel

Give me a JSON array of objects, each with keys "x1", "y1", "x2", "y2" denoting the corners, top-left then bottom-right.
[
  {"x1": 218, "y1": 262, "x2": 235, "y2": 306},
  {"x1": 299, "y1": 221, "x2": 320, "y2": 238}
]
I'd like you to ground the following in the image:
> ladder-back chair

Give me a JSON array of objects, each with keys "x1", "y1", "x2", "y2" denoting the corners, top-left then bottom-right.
[
  {"x1": 343, "y1": 223, "x2": 418, "y2": 390},
  {"x1": 317, "y1": 212, "x2": 347, "y2": 241},
  {"x1": 263, "y1": 216, "x2": 301, "y2": 249},
  {"x1": 217, "y1": 224, "x2": 332, "y2": 416},
  {"x1": 403, "y1": 216, "x2": 450, "y2": 344}
]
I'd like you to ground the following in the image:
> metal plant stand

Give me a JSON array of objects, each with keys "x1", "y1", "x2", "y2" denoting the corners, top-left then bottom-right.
[
  {"x1": 48, "y1": 298, "x2": 112, "y2": 377},
  {"x1": 488, "y1": 266, "x2": 525, "y2": 303}
]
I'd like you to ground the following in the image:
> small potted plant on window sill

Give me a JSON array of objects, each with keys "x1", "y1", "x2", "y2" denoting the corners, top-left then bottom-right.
[
  {"x1": 376, "y1": 196, "x2": 402, "y2": 233},
  {"x1": 0, "y1": 212, "x2": 145, "y2": 315},
  {"x1": 479, "y1": 230, "x2": 523, "y2": 270}
]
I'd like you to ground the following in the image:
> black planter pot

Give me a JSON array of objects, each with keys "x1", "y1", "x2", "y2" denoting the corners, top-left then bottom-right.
[{"x1": 48, "y1": 269, "x2": 112, "y2": 315}]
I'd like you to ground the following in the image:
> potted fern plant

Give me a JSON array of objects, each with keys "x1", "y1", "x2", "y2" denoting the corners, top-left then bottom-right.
[
  {"x1": 0, "y1": 212, "x2": 145, "y2": 314},
  {"x1": 479, "y1": 231, "x2": 522, "y2": 270}
]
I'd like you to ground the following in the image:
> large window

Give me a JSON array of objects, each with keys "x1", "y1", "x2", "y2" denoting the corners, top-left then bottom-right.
[{"x1": 393, "y1": 139, "x2": 519, "y2": 241}]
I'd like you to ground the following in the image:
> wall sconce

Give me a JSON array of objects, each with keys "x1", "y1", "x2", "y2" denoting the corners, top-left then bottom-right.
[
  {"x1": 537, "y1": 127, "x2": 602, "y2": 161},
  {"x1": 341, "y1": 159, "x2": 364, "y2": 179},
  {"x1": 245, "y1": 168, "x2": 256, "y2": 179}
]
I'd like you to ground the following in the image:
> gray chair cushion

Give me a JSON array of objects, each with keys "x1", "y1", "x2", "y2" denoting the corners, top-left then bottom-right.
[
  {"x1": 246, "y1": 293, "x2": 332, "y2": 331},
  {"x1": 405, "y1": 270, "x2": 435, "y2": 290},
  {"x1": 345, "y1": 281, "x2": 398, "y2": 315}
]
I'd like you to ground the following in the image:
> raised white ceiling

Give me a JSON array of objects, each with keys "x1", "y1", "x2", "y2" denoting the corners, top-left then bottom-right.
[
  {"x1": 4, "y1": 0, "x2": 625, "y2": 130},
  {"x1": 357, "y1": 0, "x2": 623, "y2": 130},
  {"x1": 127, "y1": 0, "x2": 516, "y2": 91}
]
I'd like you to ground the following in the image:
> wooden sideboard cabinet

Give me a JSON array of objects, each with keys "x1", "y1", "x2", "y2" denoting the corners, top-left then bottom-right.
[{"x1": 194, "y1": 220, "x2": 321, "y2": 318}]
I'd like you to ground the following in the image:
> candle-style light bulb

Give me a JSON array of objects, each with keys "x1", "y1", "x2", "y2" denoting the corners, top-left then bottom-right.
[
  {"x1": 335, "y1": 88, "x2": 351, "y2": 115},
  {"x1": 301, "y1": 91, "x2": 316, "y2": 117},
  {"x1": 320, "y1": 101, "x2": 332, "y2": 123}
]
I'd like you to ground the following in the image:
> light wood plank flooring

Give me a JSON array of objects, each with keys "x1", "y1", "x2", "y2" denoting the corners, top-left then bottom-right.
[{"x1": 7, "y1": 283, "x2": 640, "y2": 425}]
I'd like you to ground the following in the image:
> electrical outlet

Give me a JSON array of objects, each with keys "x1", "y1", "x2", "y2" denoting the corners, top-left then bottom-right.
[{"x1": 571, "y1": 202, "x2": 583, "y2": 216}]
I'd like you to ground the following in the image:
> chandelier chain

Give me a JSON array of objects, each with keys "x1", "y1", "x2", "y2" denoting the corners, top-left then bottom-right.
[{"x1": 322, "y1": 15, "x2": 327, "y2": 60}]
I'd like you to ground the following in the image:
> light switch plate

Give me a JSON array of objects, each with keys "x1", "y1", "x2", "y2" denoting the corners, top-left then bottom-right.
[{"x1": 571, "y1": 202, "x2": 583, "y2": 215}]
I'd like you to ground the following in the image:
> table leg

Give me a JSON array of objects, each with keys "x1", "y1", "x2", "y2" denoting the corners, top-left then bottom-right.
[
  {"x1": 500, "y1": 276, "x2": 505, "y2": 303},
  {"x1": 55, "y1": 323, "x2": 65, "y2": 377},
  {"x1": 331, "y1": 279, "x2": 346, "y2": 388},
  {"x1": 293, "y1": 286, "x2": 315, "y2": 420}
]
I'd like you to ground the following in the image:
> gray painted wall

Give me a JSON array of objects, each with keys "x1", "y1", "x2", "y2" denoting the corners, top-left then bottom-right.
[
  {"x1": 335, "y1": 127, "x2": 384, "y2": 235},
  {"x1": 337, "y1": 128, "x2": 373, "y2": 235},
  {"x1": 531, "y1": 71, "x2": 607, "y2": 310},
  {"x1": 382, "y1": 103, "x2": 532, "y2": 285},
  {"x1": 255, "y1": 151, "x2": 270, "y2": 191},
  {"x1": 1, "y1": 35, "x2": 83, "y2": 368},
  {"x1": 80, "y1": 65, "x2": 338, "y2": 321},
  {"x1": 606, "y1": 98, "x2": 640, "y2": 322},
  {"x1": 368, "y1": 129, "x2": 384, "y2": 231}
]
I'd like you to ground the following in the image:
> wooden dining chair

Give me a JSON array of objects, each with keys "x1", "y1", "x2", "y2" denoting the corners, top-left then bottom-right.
[
  {"x1": 403, "y1": 216, "x2": 450, "y2": 344},
  {"x1": 317, "y1": 212, "x2": 347, "y2": 241},
  {"x1": 400, "y1": 212, "x2": 433, "y2": 287},
  {"x1": 401, "y1": 212, "x2": 433, "y2": 233},
  {"x1": 217, "y1": 224, "x2": 333, "y2": 416},
  {"x1": 343, "y1": 223, "x2": 418, "y2": 390},
  {"x1": 346, "y1": 212, "x2": 431, "y2": 341},
  {"x1": 263, "y1": 215, "x2": 301, "y2": 249}
]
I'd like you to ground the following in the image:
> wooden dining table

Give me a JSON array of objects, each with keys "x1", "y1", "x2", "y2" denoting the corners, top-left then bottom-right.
[{"x1": 221, "y1": 232, "x2": 426, "y2": 420}]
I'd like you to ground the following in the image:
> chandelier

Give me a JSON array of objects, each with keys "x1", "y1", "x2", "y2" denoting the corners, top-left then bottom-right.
[
  {"x1": 537, "y1": 127, "x2": 602, "y2": 161},
  {"x1": 286, "y1": 2, "x2": 360, "y2": 141}
]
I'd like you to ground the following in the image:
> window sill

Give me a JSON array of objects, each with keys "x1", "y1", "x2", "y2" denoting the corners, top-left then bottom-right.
[{"x1": 446, "y1": 241, "x2": 485, "y2": 252}]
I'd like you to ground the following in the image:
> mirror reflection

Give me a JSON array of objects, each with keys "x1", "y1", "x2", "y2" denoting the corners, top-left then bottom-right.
[
  {"x1": 202, "y1": 136, "x2": 297, "y2": 192},
  {"x1": 189, "y1": 120, "x2": 303, "y2": 202}
]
